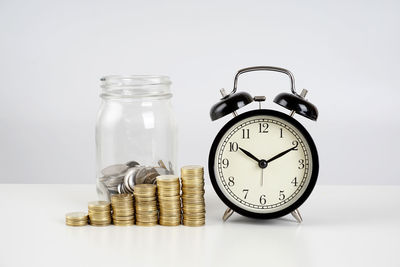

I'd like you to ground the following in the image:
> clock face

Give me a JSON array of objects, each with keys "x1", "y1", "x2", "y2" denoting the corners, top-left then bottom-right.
[{"x1": 209, "y1": 109, "x2": 318, "y2": 219}]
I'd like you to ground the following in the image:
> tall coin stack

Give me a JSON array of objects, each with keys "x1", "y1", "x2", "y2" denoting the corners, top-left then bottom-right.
[
  {"x1": 134, "y1": 184, "x2": 158, "y2": 226},
  {"x1": 181, "y1": 165, "x2": 206, "y2": 226},
  {"x1": 65, "y1": 212, "x2": 88, "y2": 226},
  {"x1": 88, "y1": 201, "x2": 112, "y2": 226},
  {"x1": 111, "y1": 194, "x2": 134, "y2": 226},
  {"x1": 157, "y1": 175, "x2": 181, "y2": 226}
]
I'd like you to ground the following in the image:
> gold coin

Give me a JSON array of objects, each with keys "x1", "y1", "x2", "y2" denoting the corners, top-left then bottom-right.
[
  {"x1": 157, "y1": 175, "x2": 179, "y2": 182},
  {"x1": 158, "y1": 195, "x2": 181, "y2": 201},
  {"x1": 90, "y1": 220, "x2": 111, "y2": 225},
  {"x1": 113, "y1": 221, "x2": 134, "y2": 226},
  {"x1": 65, "y1": 219, "x2": 88, "y2": 224},
  {"x1": 135, "y1": 207, "x2": 158, "y2": 212},
  {"x1": 134, "y1": 196, "x2": 157, "y2": 201},
  {"x1": 182, "y1": 200, "x2": 205, "y2": 205},
  {"x1": 183, "y1": 221, "x2": 205, "y2": 227},
  {"x1": 181, "y1": 165, "x2": 204, "y2": 173},
  {"x1": 182, "y1": 213, "x2": 205, "y2": 219},
  {"x1": 111, "y1": 193, "x2": 133, "y2": 200},
  {"x1": 65, "y1": 212, "x2": 88, "y2": 220},
  {"x1": 88, "y1": 201, "x2": 111, "y2": 209},
  {"x1": 159, "y1": 221, "x2": 181, "y2": 226},
  {"x1": 136, "y1": 218, "x2": 158, "y2": 223},
  {"x1": 159, "y1": 216, "x2": 181, "y2": 220},
  {"x1": 66, "y1": 221, "x2": 88, "y2": 226},
  {"x1": 181, "y1": 201, "x2": 204, "y2": 206},
  {"x1": 181, "y1": 192, "x2": 205, "y2": 198},
  {"x1": 157, "y1": 192, "x2": 180, "y2": 197},
  {"x1": 159, "y1": 206, "x2": 181, "y2": 211},
  {"x1": 157, "y1": 183, "x2": 180, "y2": 189},
  {"x1": 159, "y1": 222, "x2": 180, "y2": 226},
  {"x1": 136, "y1": 210, "x2": 158, "y2": 216},
  {"x1": 160, "y1": 212, "x2": 181, "y2": 217},
  {"x1": 134, "y1": 184, "x2": 156, "y2": 191},
  {"x1": 136, "y1": 221, "x2": 157, "y2": 226}
]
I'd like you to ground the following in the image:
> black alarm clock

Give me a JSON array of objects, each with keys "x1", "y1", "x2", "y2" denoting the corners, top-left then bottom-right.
[{"x1": 208, "y1": 66, "x2": 319, "y2": 223}]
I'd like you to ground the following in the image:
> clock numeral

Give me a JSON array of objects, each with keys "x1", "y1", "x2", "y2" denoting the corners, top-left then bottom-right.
[
  {"x1": 228, "y1": 176, "x2": 235, "y2": 187},
  {"x1": 259, "y1": 194, "x2": 266, "y2": 205},
  {"x1": 242, "y1": 129, "x2": 250, "y2": 139},
  {"x1": 292, "y1": 141, "x2": 299, "y2": 150},
  {"x1": 298, "y1": 159, "x2": 305, "y2": 169},
  {"x1": 259, "y1": 123, "x2": 269, "y2": 133},
  {"x1": 229, "y1": 142, "x2": 238, "y2": 152},
  {"x1": 222, "y1": 158, "x2": 229, "y2": 168},
  {"x1": 279, "y1": 190, "x2": 286, "y2": 201},
  {"x1": 291, "y1": 177, "x2": 298, "y2": 186},
  {"x1": 242, "y1": 189, "x2": 249, "y2": 199},
  {"x1": 280, "y1": 128, "x2": 283, "y2": 138}
]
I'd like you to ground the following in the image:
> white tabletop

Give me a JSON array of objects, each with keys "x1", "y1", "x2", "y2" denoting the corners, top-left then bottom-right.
[{"x1": 0, "y1": 184, "x2": 398, "y2": 267}]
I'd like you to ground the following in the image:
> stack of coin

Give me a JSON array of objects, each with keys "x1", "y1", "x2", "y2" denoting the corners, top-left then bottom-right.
[
  {"x1": 88, "y1": 201, "x2": 112, "y2": 226},
  {"x1": 111, "y1": 194, "x2": 134, "y2": 226},
  {"x1": 134, "y1": 184, "x2": 158, "y2": 226},
  {"x1": 65, "y1": 212, "x2": 88, "y2": 226},
  {"x1": 157, "y1": 175, "x2": 181, "y2": 226},
  {"x1": 181, "y1": 165, "x2": 206, "y2": 226}
]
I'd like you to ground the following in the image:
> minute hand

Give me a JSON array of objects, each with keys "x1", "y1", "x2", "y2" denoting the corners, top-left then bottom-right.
[{"x1": 265, "y1": 145, "x2": 298, "y2": 164}]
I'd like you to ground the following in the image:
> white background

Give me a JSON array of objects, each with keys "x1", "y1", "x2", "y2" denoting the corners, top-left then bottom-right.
[{"x1": 1, "y1": 0, "x2": 399, "y2": 184}]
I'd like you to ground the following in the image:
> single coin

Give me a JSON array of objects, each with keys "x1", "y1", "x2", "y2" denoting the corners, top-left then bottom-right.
[
  {"x1": 143, "y1": 168, "x2": 159, "y2": 184},
  {"x1": 124, "y1": 167, "x2": 140, "y2": 192},
  {"x1": 88, "y1": 201, "x2": 111, "y2": 209},
  {"x1": 157, "y1": 175, "x2": 179, "y2": 182},
  {"x1": 181, "y1": 165, "x2": 204, "y2": 171},
  {"x1": 136, "y1": 221, "x2": 157, "y2": 226},
  {"x1": 183, "y1": 221, "x2": 205, "y2": 227},
  {"x1": 65, "y1": 212, "x2": 88, "y2": 220},
  {"x1": 66, "y1": 221, "x2": 88, "y2": 226},
  {"x1": 134, "y1": 184, "x2": 157, "y2": 190},
  {"x1": 114, "y1": 221, "x2": 135, "y2": 226},
  {"x1": 126, "y1": 161, "x2": 140, "y2": 168},
  {"x1": 158, "y1": 195, "x2": 181, "y2": 201}
]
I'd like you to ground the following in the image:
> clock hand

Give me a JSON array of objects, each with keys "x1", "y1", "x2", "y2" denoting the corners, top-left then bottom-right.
[
  {"x1": 265, "y1": 144, "x2": 298, "y2": 164},
  {"x1": 261, "y1": 169, "x2": 264, "y2": 186},
  {"x1": 238, "y1": 147, "x2": 261, "y2": 163}
]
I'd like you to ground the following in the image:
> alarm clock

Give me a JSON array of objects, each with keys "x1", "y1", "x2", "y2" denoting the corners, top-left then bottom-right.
[{"x1": 208, "y1": 66, "x2": 319, "y2": 223}]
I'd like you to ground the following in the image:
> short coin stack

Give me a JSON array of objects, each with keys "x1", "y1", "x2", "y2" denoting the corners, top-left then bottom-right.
[
  {"x1": 88, "y1": 201, "x2": 112, "y2": 226},
  {"x1": 65, "y1": 212, "x2": 88, "y2": 226},
  {"x1": 157, "y1": 175, "x2": 181, "y2": 226},
  {"x1": 181, "y1": 165, "x2": 206, "y2": 226},
  {"x1": 111, "y1": 194, "x2": 134, "y2": 226},
  {"x1": 134, "y1": 184, "x2": 158, "y2": 226}
]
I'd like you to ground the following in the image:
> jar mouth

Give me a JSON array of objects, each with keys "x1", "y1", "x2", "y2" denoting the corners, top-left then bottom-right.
[{"x1": 100, "y1": 75, "x2": 172, "y2": 99}]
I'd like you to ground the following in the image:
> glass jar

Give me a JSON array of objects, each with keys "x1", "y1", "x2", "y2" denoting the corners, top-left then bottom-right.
[{"x1": 96, "y1": 75, "x2": 177, "y2": 200}]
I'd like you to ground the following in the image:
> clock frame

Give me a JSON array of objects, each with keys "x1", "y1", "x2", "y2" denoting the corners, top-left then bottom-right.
[{"x1": 209, "y1": 109, "x2": 319, "y2": 219}]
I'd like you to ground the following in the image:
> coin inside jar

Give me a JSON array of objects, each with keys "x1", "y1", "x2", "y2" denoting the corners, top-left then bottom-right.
[{"x1": 124, "y1": 167, "x2": 140, "y2": 192}]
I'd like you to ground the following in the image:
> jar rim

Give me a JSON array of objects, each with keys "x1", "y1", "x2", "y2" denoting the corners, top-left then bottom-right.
[{"x1": 100, "y1": 75, "x2": 172, "y2": 99}]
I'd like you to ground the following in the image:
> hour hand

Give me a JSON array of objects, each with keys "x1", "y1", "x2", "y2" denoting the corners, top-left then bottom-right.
[{"x1": 239, "y1": 147, "x2": 260, "y2": 163}]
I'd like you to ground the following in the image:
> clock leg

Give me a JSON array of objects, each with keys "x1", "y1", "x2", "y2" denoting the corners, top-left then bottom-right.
[
  {"x1": 222, "y1": 208, "x2": 234, "y2": 222},
  {"x1": 291, "y1": 209, "x2": 303, "y2": 223}
]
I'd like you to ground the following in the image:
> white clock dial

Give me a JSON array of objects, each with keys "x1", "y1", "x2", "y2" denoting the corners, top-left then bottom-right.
[{"x1": 214, "y1": 114, "x2": 313, "y2": 214}]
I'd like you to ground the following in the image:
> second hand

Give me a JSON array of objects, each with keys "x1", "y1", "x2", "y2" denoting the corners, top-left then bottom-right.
[{"x1": 261, "y1": 169, "x2": 264, "y2": 186}]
